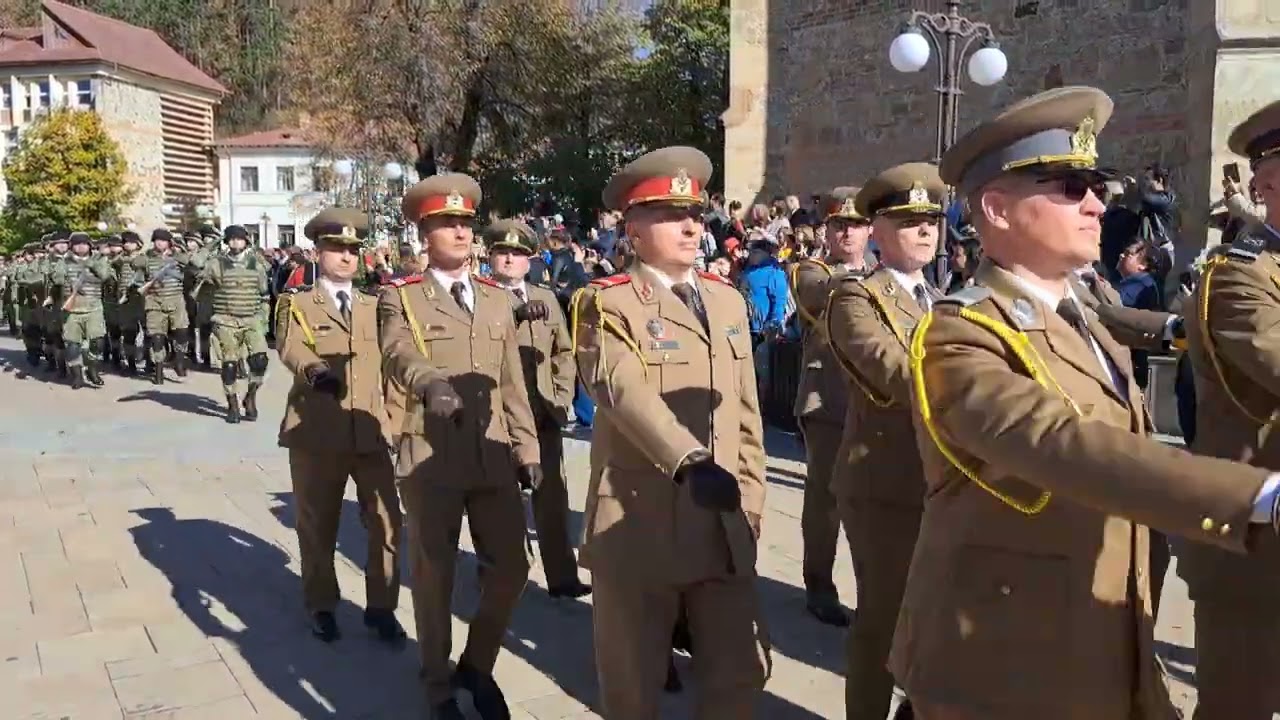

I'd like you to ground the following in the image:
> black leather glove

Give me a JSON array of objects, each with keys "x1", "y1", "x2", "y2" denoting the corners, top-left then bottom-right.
[
  {"x1": 304, "y1": 364, "x2": 341, "y2": 398},
  {"x1": 1170, "y1": 316, "x2": 1186, "y2": 340},
  {"x1": 674, "y1": 454, "x2": 741, "y2": 512},
  {"x1": 517, "y1": 463, "x2": 543, "y2": 492},
  {"x1": 514, "y1": 299, "x2": 550, "y2": 324},
  {"x1": 419, "y1": 377, "x2": 463, "y2": 424}
]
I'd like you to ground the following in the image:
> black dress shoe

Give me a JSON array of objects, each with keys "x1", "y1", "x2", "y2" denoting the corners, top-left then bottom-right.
[
  {"x1": 892, "y1": 699, "x2": 915, "y2": 720},
  {"x1": 806, "y1": 598, "x2": 850, "y2": 627},
  {"x1": 453, "y1": 663, "x2": 510, "y2": 720},
  {"x1": 363, "y1": 608, "x2": 407, "y2": 649},
  {"x1": 310, "y1": 610, "x2": 339, "y2": 642},
  {"x1": 432, "y1": 699, "x2": 466, "y2": 720},
  {"x1": 547, "y1": 581, "x2": 592, "y2": 599}
]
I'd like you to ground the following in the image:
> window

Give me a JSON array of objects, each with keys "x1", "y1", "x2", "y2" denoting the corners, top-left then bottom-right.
[
  {"x1": 74, "y1": 79, "x2": 92, "y2": 108},
  {"x1": 276, "y1": 166, "x2": 294, "y2": 192},
  {"x1": 310, "y1": 164, "x2": 329, "y2": 192},
  {"x1": 277, "y1": 224, "x2": 296, "y2": 247},
  {"x1": 5, "y1": 128, "x2": 18, "y2": 154},
  {"x1": 1, "y1": 87, "x2": 10, "y2": 110},
  {"x1": 36, "y1": 80, "x2": 49, "y2": 108},
  {"x1": 239, "y1": 166, "x2": 259, "y2": 193},
  {"x1": 245, "y1": 226, "x2": 260, "y2": 247}
]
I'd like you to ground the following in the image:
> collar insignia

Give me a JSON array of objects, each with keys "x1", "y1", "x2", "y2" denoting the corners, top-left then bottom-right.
[{"x1": 1011, "y1": 297, "x2": 1037, "y2": 328}]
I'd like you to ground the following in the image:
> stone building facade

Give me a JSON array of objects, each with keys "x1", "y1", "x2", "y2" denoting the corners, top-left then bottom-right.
[
  {"x1": 726, "y1": 0, "x2": 1280, "y2": 257},
  {"x1": 93, "y1": 79, "x2": 166, "y2": 230}
]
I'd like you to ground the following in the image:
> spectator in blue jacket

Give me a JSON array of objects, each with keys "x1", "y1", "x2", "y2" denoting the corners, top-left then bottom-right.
[{"x1": 738, "y1": 239, "x2": 789, "y2": 346}]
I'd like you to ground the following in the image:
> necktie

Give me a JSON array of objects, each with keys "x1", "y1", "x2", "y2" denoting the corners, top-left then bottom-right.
[
  {"x1": 671, "y1": 282, "x2": 709, "y2": 333},
  {"x1": 1056, "y1": 298, "x2": 1093, "y2": 347},
  {"x1": 450, "y1": 281, "x2": 471, "y2": 315},
  {"x1": 336, "y1": 290, "x2": 351, "y2": 325},
  {"x1": 913, "y1": 284, "x2": 933, "y2": 312},
  {"x1": 512, "y1": 288, "x2": 526, "y2": 302}
]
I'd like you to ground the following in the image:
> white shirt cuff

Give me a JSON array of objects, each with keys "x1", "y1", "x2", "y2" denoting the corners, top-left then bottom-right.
[{"x1": 1250, "y1": 474, "x2": 1280, "y2": 523}]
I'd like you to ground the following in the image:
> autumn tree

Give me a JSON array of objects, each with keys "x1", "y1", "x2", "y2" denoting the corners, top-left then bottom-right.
[{"x1": 2, "y1": 108, "x2": 134, "y2": 246}]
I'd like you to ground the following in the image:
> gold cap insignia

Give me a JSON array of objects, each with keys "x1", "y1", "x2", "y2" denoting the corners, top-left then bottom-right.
[
  {"x1": 908, "y1": 182, "x2": 930, "y2": 205},
  {"x1": 445, "y1": 192, "x2": 465, "y2": 210},
  {"x1": 1070, "y1": 116, "x2": 1098, "y2": 164},
  {"x1": 840, "y1": 197, "x2": 858, "y2": 216},
  {"x1": 504, "y1": 230, "x2": 520, "y2": 246},
  {"x1": 670, "y1": 169, "x2": 692, "y2": 197},
  {"x1": 340, "y1": 225, "x2": 356, "y2": 238}
]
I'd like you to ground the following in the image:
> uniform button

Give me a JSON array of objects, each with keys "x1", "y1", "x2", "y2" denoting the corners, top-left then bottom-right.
[
  {"x1": 471, "y1": 332, "x2": 477, "y2": 339},
  {"x1": 1136, "y1": 568, "x2": 1144, "y2": 581},
  {"x1": 999, "y1": 585, "x2": 1011, "y2": 596},
  {"x1": 1201, "y1": 517, "x2": 1216, "y2": 532},
  {"x1": 473, "y1": 362, "x2": 481, "y2": 369},
  {"x1": 1219, "y1": 523, "x2": 1231, "y2": 535},
  {"x1": 662, "y1": 353, "x2": 670, "y2": 361}
]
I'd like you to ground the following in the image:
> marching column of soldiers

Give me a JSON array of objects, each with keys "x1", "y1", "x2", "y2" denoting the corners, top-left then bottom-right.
[{"x1": 7, "y1": 83, "x2": 1280, "y2": 720}]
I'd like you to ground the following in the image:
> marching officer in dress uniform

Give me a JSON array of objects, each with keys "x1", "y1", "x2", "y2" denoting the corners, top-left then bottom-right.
[
  {"x1": 788, "y1": 186, "x2": 874, "y2": 627},
  {"x1": 480, "y1": 218, "x2": 591, "y2": 599},
  {"x1": 131, "y1": 228, "x2": 190, "y2": 384},
  {"x1": 1182, "y1": 98, "x2": 1280, "y2": 720},
  {"x1": 275, "y1": 207, "x2": 406, "y2": 647},
  {"x1": 573, "y1": 146, "x2": 769, "y2": 720},
  {"x1": 825, "y1": 163, "x2": 946, "y2": 720},
  {"x1": 894, "y1": 85, "x2": 1280, "y2": 720},
  {"x1": 377, "y1": 174, "x2": 542, "y2": 720},
  {"x1": 55, "y1": 231, "x2": 115, "y2": 389},
  {"x1": 190, "y1": 225, "x2": 270, "y2": 423}
]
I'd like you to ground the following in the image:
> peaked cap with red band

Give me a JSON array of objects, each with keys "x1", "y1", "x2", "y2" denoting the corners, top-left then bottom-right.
[
  {"x1": 602, "y1": 146, "x2": 713, "y2": 213},
  {"x1": 402, "y1": 173, "x2": 482, "y2": 223}
]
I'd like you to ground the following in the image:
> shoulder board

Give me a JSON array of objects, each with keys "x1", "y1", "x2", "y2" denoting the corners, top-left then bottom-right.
[
  {"x1": 474, "y1": 275, "x2": 501, "y2": 288},
  {"x1": 697, "y1": 270, "x2": 731, "y2": 286},
  {"x1": 590, "y1": 274, "x2": 631, "y2": 289},
  {"x1": 383, "y1": 274, "x2": 423, "y2": 287},
  {"x1": 1227, "y1": 233, "x2": 1265, "y2": 263},
  {"x1": 834, "y1": 270, "x2": 867, "y2": 284},
  {"x1": 799, "y1": 258, "x2": 832, "y2": 273},
  {"x1": 937, "y1": 286, "x2": 993, "y2": 308}
]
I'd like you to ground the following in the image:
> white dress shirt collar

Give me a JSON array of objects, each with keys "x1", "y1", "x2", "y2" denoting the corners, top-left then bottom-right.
[
  {"x1": 430, "y1": 268, "x2": 474, "y2": 311},
  {"x1": 639, "y1": 262, "x2": 696, "y2": 290},
  {"x1": 318, "y1": 276, "x2": 354, "y2": 311}
]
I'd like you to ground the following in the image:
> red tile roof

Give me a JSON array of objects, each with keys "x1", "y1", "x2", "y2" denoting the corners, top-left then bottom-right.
[
  {"x1": 0, "y1": 1, "x2": 226, "y2": 95},
  {"x1": 214, "y1": 128, "x2": 316, "y2": 150}
]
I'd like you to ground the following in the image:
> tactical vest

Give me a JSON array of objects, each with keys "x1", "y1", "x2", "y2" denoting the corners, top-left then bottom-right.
[
  {"x1": 212, "y1": 253, "x2": 262, "y2": 317},
  {"x1": 144, "y1": 251, "x2": 185, "y2": 299},
  {"x1": 64, "y1": 256, "x2": 105, "y2": 310}
]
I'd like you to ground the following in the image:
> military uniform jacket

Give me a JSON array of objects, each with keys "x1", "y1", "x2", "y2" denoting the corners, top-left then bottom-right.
[
  {"x1": 574, "y1": 264, "x2": 766, "y2": 587},
  {"x1": 276, "y1": 284, "x2": 389, "y2": 456},
  {"x1": 377, "y1": 272, "x2": 540, "y2": 488},
  {"x1": 1183, "y1": 229, "x2": 1280, "y2": 601},
  {"x1": 1072, "y1": 273, "x2": 1171, "y2": 351},
  {"x1": 891, "y1": 258, "x2": 1266, "y2": 719},
  {"x1": 132, "y1": 250, "x2": 189, "y2": 309},
  {"x1": 56, "y1": 255, "x2": 115, "y2": 312},
  {"x1": 789, "y1": 258, "x2": 857, "y2": 424},
  {"x1": 483, "y1": 279, "x2": 575, "y2": 430},
  {"x1": 825, "y1": 266, "x2": 926, "y2": 508}
]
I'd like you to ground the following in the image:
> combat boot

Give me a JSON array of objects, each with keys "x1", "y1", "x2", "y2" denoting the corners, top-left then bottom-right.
[
  {"x1": 25, "y1": 348, "x2": 39, "y2": 367},
  {"x1": 85, "y1": 362, "x2": 104, "y2": 388},
  {"x1": 225, "y1": 394, "x2": 241, "y2": 424},
  {"x1": 242, "y1": 385, "x2": 259, "y2": 421},
  {"x1": 126, "y1": 355, "x2": 138, "y2": 376},
  {"x1": 57, "y1": 358, "x2": 68, "y2": 379},
  {"x1": 69, "y1": 366, "x2": 85, "y2": 390},
  {"x1": 151, "y1": 361, "x2": 164, "y2": 386},
  {"x1": 174, "y1": 353, "x2": 187, "y2": 378}
]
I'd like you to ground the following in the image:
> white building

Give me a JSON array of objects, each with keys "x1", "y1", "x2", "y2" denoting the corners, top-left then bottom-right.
[{"x1": 213, "y1": 128, "x2": 417, "y2": 250}]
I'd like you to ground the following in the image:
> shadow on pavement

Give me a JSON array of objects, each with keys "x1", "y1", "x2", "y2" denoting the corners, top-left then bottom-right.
[
  {"x1": 129, "y1": 507, "x2": 422, "y2": 719},
  {"x1": 0, "y1": 343, "x2": 43, "y2": 379},
  {"x1": 118, "y1": 390, "x2": 225, "y2": 418},
  {"x1": 756, "y1": 574, "x2": 846, "y2": 677}
]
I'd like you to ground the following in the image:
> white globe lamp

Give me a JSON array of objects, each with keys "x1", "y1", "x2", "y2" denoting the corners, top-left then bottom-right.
[
  {"x1": 889, "y1": 30, "x2": 930, "y2": 73},
  {"x1": 383, "y1": 161, "x2": 404, "y2": 181},
  {"x1": 95, "y1": 221, "x2": 108, "y2": 231},
  {"x1": 332, "y1": 159, "x2": 354, "y2": 180},
  {"x1": 968, "y1": 45, "x2": 1008, "y2": 87}
]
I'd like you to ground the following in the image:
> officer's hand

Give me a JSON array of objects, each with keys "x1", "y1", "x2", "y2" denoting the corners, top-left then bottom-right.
[
  {"x1": 517, "y1": 463, "x2": 543, "y2": 492},
  {"x1": 745, "y1": 511, "x2": 762, "y2": 539},
  {"x1": 304, "y1": 364, "x2": 341, "y2": 397},
  {"x1": 514, "y1": 299, "x2": 550, "y2": 324},
  {"x1": 674, "y1": 455, "x2": 741, "y2": 512},
  {"x1": 419, "y1": 377, "x2": 463, "y2": 424}
]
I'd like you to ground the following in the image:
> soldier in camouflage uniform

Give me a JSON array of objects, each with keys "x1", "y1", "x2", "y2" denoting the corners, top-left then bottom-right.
[
  {"x1": 194, "y1": 228, "x2": 219, "y2": 370},
  {"x1": 53, "y1": 232, "x2": 115, "y2": 389},
  {"x1": 130, "y1": 228, "x2": 190, "y2": 385},
  {"x1": 16, "y1": 242, "x2": 47, "y2": 366},
  {"x1": 41, "y1": 232, "x2": 71, "y2": 376},
  {"x1": 99, "y1": 237, "x2": 123, "y2": 371},
  {"x1": 115, "y1": 231, "x2": 146, "y2": 375},
  {"x1": 182, "y1": 233, "x2": 202, "y2": 366},
  {"x1": 0, "y1": 251, "x2": 13, "y2": 336},
  {"x1": 189, "y1": 225, "x2": 269, "y2": 423}
]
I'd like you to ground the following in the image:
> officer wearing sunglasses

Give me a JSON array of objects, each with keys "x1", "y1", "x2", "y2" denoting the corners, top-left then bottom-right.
[{"x1": 892, "y1": 85, "x2": 1280, "y2": 720}]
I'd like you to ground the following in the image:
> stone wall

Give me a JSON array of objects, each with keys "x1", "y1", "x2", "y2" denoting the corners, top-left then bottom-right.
[{"x1": 95, "y1": 78, "x2": 166, "y2": 231}]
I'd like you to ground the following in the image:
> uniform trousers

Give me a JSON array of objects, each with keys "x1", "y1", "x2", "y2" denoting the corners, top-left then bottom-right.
[
  {"x1": 593, "y1": 570, "x2": 769, "y2": 720},
  {"x1": 400, "y1": 480, "x2": 529, "y2": 705},
  {"x1": 1193, "y1": 597, "x2": 1280, "y2": 719},
  {"x1": 287, "y1": 448, "x2": 401, "y2": 613},
  {"x1": 531, "y1": 426, "x2": 580, "y2": 588},
  {"x1": 841, "y1": 500, "x2": 921, "y2": 720},
  {"x1": 145, "y1": 297, "x2": 188, "y2": 362},
  {"x1": 800, "y1": 418, "x2": 843, "y2": 600}
]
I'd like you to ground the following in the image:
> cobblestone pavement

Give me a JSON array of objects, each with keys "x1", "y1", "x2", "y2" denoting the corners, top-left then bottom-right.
[{"x1": 0, "y1": 336, "x2": 1198, "y2": 718}]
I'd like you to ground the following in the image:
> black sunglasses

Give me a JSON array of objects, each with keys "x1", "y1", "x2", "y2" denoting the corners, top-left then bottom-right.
[{"x1": 1034, "y1": 171, "x2": 1108, "y2": 203}]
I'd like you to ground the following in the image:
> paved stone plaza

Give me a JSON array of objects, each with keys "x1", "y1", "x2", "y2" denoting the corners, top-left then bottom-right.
[{"x1": 0, "y1": 335, "x2": 1199, "y2": 718}]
